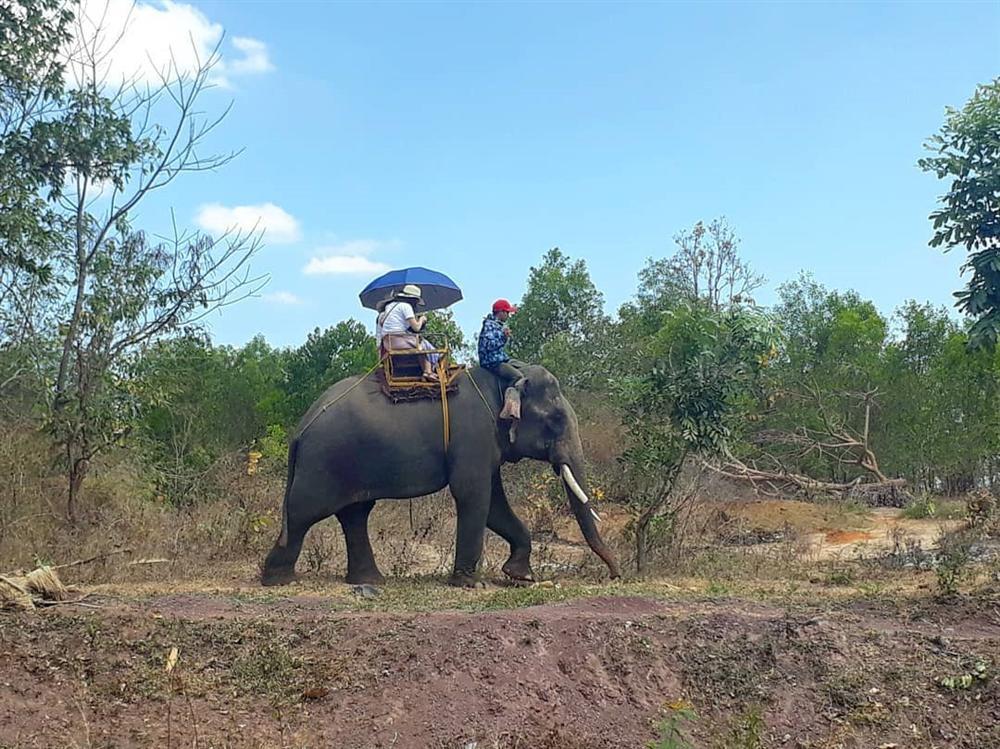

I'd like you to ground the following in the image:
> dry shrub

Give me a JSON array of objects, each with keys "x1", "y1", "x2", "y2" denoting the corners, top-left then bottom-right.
[
  {"x1": 365, "y1": 493, "x2": 455, "y2": 578},
  {"x1": 0, "y1": 422, "x2": 286, "y2": 584},
  {"x1": 0, "y1": 566, "x2": 70, "y2": 610},
  {"x1": 302, "y1": 525, "x2": 345, "y2": 575}
]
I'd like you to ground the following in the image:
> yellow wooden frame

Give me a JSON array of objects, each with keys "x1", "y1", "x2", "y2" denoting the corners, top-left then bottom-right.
[{"x1": 382, "y1": 335, "x2": 463, "y2": 389}]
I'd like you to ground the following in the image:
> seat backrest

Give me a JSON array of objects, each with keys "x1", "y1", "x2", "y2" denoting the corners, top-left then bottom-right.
[{"x1": 388, "y1": 351, "x2": 423, "y2": 378}]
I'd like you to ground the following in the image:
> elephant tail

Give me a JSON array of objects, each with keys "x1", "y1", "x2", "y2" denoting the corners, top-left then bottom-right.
[{"x1": 277, "y1": 436, "x2": 300, "y2": 547}]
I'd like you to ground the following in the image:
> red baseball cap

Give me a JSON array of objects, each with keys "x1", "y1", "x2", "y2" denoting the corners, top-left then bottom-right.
[{"x1": 492, "y1": 299, "x2": 518, "y2": 314}]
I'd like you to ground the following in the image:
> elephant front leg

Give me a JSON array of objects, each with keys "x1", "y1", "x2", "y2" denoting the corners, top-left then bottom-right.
[
  {"x1": 487, "y1": 471, "x2": 534, "y2": 583},
  {"x1": 448, "y1": 474, "x2": 491, "y2": 588}
]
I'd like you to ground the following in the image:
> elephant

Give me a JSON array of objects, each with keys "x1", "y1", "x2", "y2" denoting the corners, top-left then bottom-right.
[{"x1": 261, "y1": 363, "x2": 620, "y2": 587}]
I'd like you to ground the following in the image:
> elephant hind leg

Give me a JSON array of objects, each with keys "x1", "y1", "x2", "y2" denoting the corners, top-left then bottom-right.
[
  {"x1": 337, "y1": 500, "x2": 385, "y2": 585},
  {"x1": 261, "y1": 479, "x2": 331, "y2": 586},
  {"x1": 262, "y1": 513, "x2": 311, "y2": 586}
]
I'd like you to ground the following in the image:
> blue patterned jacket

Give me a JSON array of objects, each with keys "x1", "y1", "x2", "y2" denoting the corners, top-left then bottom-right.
[{"x1": 478, "y1": 314, "x2": 510, "y2": 368}]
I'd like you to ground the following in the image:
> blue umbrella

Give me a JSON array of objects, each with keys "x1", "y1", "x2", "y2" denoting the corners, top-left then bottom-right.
[{"x1": 359, "y1": 267, "x2": 463, "y2": 312}]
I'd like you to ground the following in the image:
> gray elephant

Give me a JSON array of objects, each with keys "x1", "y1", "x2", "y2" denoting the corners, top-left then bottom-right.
[{"x1": 261, "y1": 363, "x2": 620, "y2": 587}]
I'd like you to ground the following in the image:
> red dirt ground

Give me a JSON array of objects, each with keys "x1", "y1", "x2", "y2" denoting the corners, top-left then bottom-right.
[{"x1": 2, "y1": 590, "x2": 999, "y2": 748}]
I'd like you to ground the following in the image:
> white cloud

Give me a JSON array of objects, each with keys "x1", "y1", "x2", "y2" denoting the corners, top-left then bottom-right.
[
  {"x1": 264, "y1": 291, "x2": 302, "y2": 305},
  {"x1": 70, "y1": 1, "x2": 273, "y2": 87},
  {"x1": 229, "y1": 37, "x2": 274, "y2": 75},
  {"x1": 303, "y1": 240, "x2": 397, "y2": 275},
  {"x1": 196, "y1": 202, "x2": 301, "y2": 243},
  {"x1": 304, "y1": 255, "x2": 391, "y2": 276}
]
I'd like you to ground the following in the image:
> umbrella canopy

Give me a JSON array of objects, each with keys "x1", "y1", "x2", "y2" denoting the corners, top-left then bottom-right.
[{"x1": 359, "y1": 267, "x2": 463, "y2": 312}]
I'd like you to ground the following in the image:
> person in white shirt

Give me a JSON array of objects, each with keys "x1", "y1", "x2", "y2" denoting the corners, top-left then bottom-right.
[{"x1": 376, "y1": 284, "x2": 439, "y2": 381}]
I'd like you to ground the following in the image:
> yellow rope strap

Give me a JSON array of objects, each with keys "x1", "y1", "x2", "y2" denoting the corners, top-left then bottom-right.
[
  {"x1": 464, "y1": 368, "x2": 497, "y2": 420},
  {"x1": 298, "y1": 355, "x2": 386, "y2": 436},
  {"x1": 438, "y1": 357, "x2": 450, "y2": 449},
  {"x1": 297, "y1": 356, "x2": 496, "y2": 455}
]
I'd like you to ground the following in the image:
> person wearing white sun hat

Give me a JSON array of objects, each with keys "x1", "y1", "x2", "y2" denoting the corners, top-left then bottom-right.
[{"x1": 376, "y1": 284, "x2": 440, "y2": 381}]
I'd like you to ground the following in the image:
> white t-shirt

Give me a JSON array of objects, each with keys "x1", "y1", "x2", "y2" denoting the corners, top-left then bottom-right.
[{"x1": 377, "y1": 301, "x2": 416, "y2": 345}]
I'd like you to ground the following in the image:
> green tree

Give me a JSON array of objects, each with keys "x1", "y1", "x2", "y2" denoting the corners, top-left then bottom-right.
[
  {"x1": 0, "y1": 0, "x2": 74, "y2": 283},
  {"x1": 507, "y1": 247, "x2": 610, "y2": 389},
  {"x1": 639, "y1": 217, "x2": 765, "y2": 312},
  {"x1": 919, "y1": 77, "x2": 1000, "y2": 347},
  {"x1": 282, "y1": 321, "x2": 377, "y2": 424},
  {"x1": 0, "y1": 11, "x2": 264, "y2": 521},
  {"x1": 751, "y1": 275, "x2": 889, "y2": 484},
  {"x1": 135, "y1": 334, "x2": 290, "y2": 504},
  {"x1": 421, "y1": 307, "x2": 470, "y2": 362},
  {"x1": 616, "y1": 218, "x2": 765, "y2": 374},
  {"x1": 615, "y1": 304, "x2": 779, "y2": 571}
]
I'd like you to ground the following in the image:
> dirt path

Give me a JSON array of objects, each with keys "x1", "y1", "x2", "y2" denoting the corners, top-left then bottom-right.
[{"x1": 2, "y1": 588, "x2": 998, "y2": 749}]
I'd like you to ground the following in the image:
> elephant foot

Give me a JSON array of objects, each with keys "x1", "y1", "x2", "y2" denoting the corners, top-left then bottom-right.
[
  {"x1": 261, "y1": 566, "x2": 296, "y2": 587},
  {"x1": 345, "y1": 568, "x2": 386, "y2": 586},
  {"x1": 448, "y1": 572, "x2": 486, "y2": 589},
  {"x1": 501, "y1": 557, "x2": 535, "y2": 583}
]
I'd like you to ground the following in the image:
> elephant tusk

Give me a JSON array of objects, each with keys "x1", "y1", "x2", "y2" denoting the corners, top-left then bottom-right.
[
  {"x1": 560, "y1": 465, "x2": 590, "y2": 504},
  {"x1": 561, "y1": 465, "x2": 602, "y2": 522}
]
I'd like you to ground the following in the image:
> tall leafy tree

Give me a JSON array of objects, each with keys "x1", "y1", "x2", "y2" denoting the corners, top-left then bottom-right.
[
  {"x1": 0, "y1": 0, "x2": 74, "y2": 283},
  {"x1": 615, "y1": 303, "x2": 779, "y2": 571},
  {"x1": 752, "y1": 275, "x2": 889, "y2": 484},
  {"x1": 639, "y1": 217, "x2": 765, "y2": 312},
  {"x1": 282, "y1": 321, "x2": 377, "y2": 424},
  {"x1": 507, "y1": 247, "x2": 610, "y2": 389},
  {"x1": 919, "y1": 77, "x2": 1000, "y2": 347},
  {"x1": 0, "y1": 2, "x2": 262, "y2": 520}
]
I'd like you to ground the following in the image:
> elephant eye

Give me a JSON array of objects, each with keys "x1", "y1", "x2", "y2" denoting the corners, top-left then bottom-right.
[{"x1": 546, "y1": 410, "x2": 567, "y2": 435}]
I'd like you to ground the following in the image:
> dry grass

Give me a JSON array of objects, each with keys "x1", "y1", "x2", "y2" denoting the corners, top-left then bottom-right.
[{"x1": 2, "y1": 419, "x2": 996, "y2": 605}]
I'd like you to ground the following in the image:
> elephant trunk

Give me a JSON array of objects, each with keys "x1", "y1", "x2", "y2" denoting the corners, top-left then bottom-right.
[{"x1": 556, "y1": 449, "x2": 621, "y2": 579}]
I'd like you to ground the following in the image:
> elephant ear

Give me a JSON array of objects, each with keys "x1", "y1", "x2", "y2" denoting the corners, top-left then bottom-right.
[{"x1": 502, "y1": 377, "x2": 529, "y2": 443}]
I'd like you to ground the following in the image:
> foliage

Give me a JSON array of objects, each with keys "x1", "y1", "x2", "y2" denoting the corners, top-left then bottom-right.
[
  {"x1": 134, "y1": 335, "x2": 282, "y2": 504},
  {"x1": 0, "y1": 0, "x2": 75, "y2": 283},
  {"x1": 281, "y1": 321, "x2": 377, "y2": 425},
  {"x1": 615, "y1": 303, "x2": 780, "y2": 570},
  {"x1": 648, "y1": 700, "x2": 698, "y2": 749},
  {"x1": 0, "y1": 2, "x2": 262, "y2": 520},
  {"x1": 507, "y1": 247, "x2": 612, "y2": 389},
  {"x1": 937, "y1": 661, "x2": 989, "y2": 691},
  {"x1": 421, "y1": 307, "x2": 470, "y2": 362},
  {"x1": 935, "y1": 528, "x2": 977, "y2": 598},
  {"x1": 639, "y1": 217, "x2": 765, "y2": 312},
  {"x1": 919, "y1": 77, "x2": 1000, "y2": 348}
]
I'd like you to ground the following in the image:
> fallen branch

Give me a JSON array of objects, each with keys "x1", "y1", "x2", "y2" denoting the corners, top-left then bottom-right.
[
  {"x1": 128, "y1": 558, "x2": 170, "y2": 566},
  {"x1": 52, "y1": 548, "x2": 134, "y2": 570},
  {"x1": 702, "y1": 450, "x2": 906, "y2": 500},
  {"x1": 33, "y1": 592, "x2": 100, "y2": 608}
]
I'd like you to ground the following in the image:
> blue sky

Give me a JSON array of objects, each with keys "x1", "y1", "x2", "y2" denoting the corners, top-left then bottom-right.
[{"x1": 122, "y1": 1, "x2": 1000, "y2": 347}]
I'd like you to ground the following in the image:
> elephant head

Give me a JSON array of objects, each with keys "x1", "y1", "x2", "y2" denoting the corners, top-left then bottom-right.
[{"x1": 502, "y1": 366, "x2": 621, "y2": 579}]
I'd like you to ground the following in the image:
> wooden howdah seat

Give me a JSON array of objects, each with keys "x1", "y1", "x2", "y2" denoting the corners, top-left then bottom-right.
[{"x1": 378, "y1": 334, "x2": 464, "y2": 402}]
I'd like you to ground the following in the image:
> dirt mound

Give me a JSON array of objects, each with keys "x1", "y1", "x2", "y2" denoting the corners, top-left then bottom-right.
[{"x1": 1, "y1": 591, "x2": 999, "y2": 748}]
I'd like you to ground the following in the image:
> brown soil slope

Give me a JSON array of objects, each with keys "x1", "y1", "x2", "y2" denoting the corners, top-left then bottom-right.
[{"x1": 1, "y1": 592, "x2": 998, "y2": 748}]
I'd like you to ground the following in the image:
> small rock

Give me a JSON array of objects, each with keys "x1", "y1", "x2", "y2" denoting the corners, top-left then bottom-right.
[{"x1": 352, "y1": 584, "x2": 381, "y2": 599}]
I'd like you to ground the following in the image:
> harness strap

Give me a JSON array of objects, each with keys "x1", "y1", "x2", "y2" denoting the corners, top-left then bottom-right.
[
  {"x1": 298, "y1": 355, "x2": 492, "y2": 459},
  {"x1": 438, "y1": 357, "x2": 450, "y2": 450},
  {"x1": 464, "y1": 368, "x2": 498, "y2": 421},
  {"x1": 299, "y1": 355, "x2": 386, "y2": 436}
]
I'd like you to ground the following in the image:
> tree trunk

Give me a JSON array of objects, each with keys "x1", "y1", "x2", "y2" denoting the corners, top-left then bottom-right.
[
  {"x1": 635, "y1": 518, "x2": 649, "y2": 574},
  {"x1": 67, "y1": 455, "x2": 89, "y2": 525}
]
